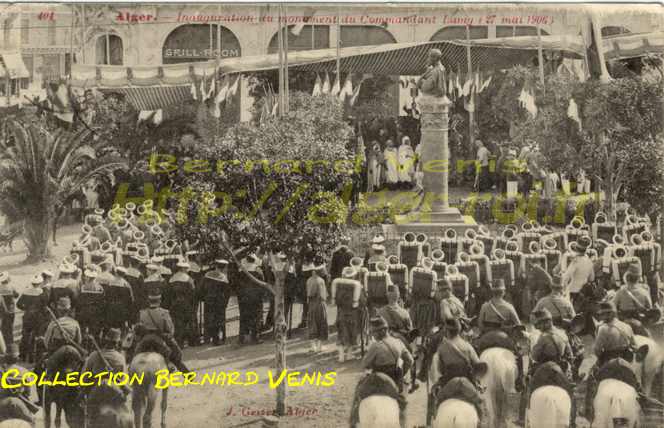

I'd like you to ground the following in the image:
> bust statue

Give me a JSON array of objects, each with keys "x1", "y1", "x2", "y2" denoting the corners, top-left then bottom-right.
[{"x1": 417, "y1": 48, "x2": 447, "y2": 97}]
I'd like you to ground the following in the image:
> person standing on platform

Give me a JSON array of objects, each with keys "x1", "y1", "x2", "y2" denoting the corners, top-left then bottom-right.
[
  {"x1": 475, "y1": 140, "x2": 491, "y2": 192},
  {"x1": 383, "y1": 139, "x2": 400, "y2": 191},
  {"x1": 306, "y1": 264, "x2": 328, "y2": 353}
]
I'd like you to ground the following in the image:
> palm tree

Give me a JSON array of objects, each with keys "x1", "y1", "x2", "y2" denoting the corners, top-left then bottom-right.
[{"x1": 0, "y1": 120, "x2": 127, "y2": 262}]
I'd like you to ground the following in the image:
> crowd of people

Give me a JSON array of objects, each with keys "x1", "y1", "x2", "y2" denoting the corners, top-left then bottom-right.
[{"x1": 0, "y1": 198, "x2": 661, "y2": 427}]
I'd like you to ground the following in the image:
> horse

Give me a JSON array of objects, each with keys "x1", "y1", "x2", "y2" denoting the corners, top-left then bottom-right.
[
  {"x1": 479, "y1": 347, "x2": 518, "y2": 428},
  {"x1": 0, "y1": 420, "x2": 32, "y2": 428},
  {"x1": 42, "y1": 345, "x2": 85, "y2": 428},
  {"x1": 592, "y1": 378, "x2": 640, "y2": 428},
  {"x1": 357, "y1": 396, "x2": 401, "y2": 428},
  {"x1": 433, "y1": 399, "x2": 479, "y2": 428},
  {"x1": 86, "y1": 385, "x2": 134, "y2": 428},
  {"x1": 631, "y1": 335, "x2": 664, "y2": 401},
  {"x1": 130, "y1": 352, "x2": 168, "y2": 428},
  {"x1": 526, "y1": 385, "x2": 572, "y2": 428}
]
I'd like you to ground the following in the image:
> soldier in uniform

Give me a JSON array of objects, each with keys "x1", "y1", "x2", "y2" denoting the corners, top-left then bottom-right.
[
  {"x1": 169, "y1": 261, "x2": 196, "y2": 347},
  {"x1": 475, "y1": 279, "x2": 525, "y2": 391},
  {"x1": 77, "y1": 268, "x2": 105, "y2": 339},
  {"x1": 519, "y1": 309, "x2": 575, "y2": 426},
  {"x1": 614, "y1": 263, "x2": 656, "y2": 336},
  {"x1": 144, "y1": 263, "x2": 166, "y2": 308},
  {"x1": 332, "y1": 267, "x2": 364, "y2": 362},
  {"x1": 236, "y1": 255, "x2": 265, "y2": 345},
  {"x1": 17, "y1": 274, "x2": 50, "y2": 363},
  {"x1": 585, "y1": 301, "x2": 640, "y2": 421},
  {"x1": 0, "y1": 272, "x2": 17, "y2": 347},
  {"x1": 438, "y1": 279, "x2": 468, "y2": 325},
  {"x1": 329, "y1": 235, "x2": 354, "y2": 282},
  {"x1": 378, "y1": 286, "x2": 414, "y2": 344},
  {"x1": 122, "y1": 252, "x2": 145, "y2": 322},
  {"x1": 0, "y1": 345, "x2": 38, "y2": 424},
  {"x1": 43, "y1": 297, "x2": 83, "y2": 353},
  {"x1": 89, "y1": 212, "x2": 112, "y2": 244},
  {"x1": 203, "y1": 259, "x2": 231, "y2": 345},
  {"x1": 80, "y1": 328, "x2": 130, "y2": 423},
  {"x1": 133, "y1": 288, "x2": 189, "y2": 372},
  {"x1": 50, "y1": 263, "x2": 79, "y2": 308},
  {"x1": 104, "y1": 266, "x2": 135, "y2": 333}
]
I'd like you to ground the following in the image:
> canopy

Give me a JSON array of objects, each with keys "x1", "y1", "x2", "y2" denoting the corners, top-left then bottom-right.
[
  {"x1": 602, "y1": 31, "x2": 664, "y2": 60},
  {"x1": 0, "y1": 51, "x2": 30, "y2": 79}
]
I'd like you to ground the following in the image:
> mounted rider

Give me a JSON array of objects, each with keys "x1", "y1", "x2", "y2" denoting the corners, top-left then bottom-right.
[
  {"x1": 584, "y1": 301, "x2": 643, "y2": 422},
  {"x1": 428, "y1": 318, "x2": 484, "y2": 424},
  {"x1": 614, "y1": 263, "x2": 660, "y2": 337},
  {"x1": 519, "y1": 308, "x2": 575, "y2": 427},
  {"x1": 132, "y1": 287, "x2": 189, "y2": 372},
  {"x1": 474, "y1": 279, "x2": 525, "y2": 392},
  {"x1": 0, "y1": 345, "x2": 39, "y2": 424}
]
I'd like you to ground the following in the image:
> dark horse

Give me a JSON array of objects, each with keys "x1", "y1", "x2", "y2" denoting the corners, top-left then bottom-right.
[
  {"x1": 41, "y1": 345, "x2": 85, "y2": 428},
  {"x1": 86, "y1": 384, "x2": 133, "y2": 428}
]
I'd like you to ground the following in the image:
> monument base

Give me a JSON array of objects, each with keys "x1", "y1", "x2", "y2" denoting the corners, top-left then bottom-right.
[{"x1": 386, "y1": 207, "x2": 477, "y2": 238}]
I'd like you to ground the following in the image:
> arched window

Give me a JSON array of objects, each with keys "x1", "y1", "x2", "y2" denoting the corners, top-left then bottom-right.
[
  {"x1": 162, "y1": 24, "x2": 241, "y2": 64},
  {"x1": 602, "y1": 26, "x2": 631, "y2": 37},
  {"x1": 341, "y1": 25, "x2": 396, "y2": 47},
  {"x1": 430, "y1": 26, "x2": 488, "y2": 41},
  {"x1": 267, "y1": 25, "x2": 330, "y2": 54},
  {"x1": 95, "y1": 34, "x2": 123, "y2": 65},
  {"x1": 496, "y1": 26, "x2": 550, "y2": 38}
]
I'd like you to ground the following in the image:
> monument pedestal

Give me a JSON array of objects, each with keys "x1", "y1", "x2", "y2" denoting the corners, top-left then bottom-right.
[{"x1": 386, "y1": 94, "x2": 477, "y2": 238}]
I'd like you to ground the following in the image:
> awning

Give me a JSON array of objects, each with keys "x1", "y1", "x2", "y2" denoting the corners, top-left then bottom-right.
[
  {"x1": 0, "y1": 51, "x2": 30, "y2": 79},
  {"x1": 602, "y1": 31, "x2": 664, "y2": 61},
  {"x1": 97, "y1": 85, "x2": 193, "y2": 111}
]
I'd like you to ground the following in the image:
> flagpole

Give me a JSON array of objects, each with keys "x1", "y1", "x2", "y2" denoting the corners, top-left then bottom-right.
[
  {"x1": 81, "y1": 4, "x2": 86, "y2": 64},
  {"x1": 277, "y1": 5, "x2": 284, "y2": 118},
  {"x1": 105, "y1": 32, "x2": 111, "y2": 65},
  {"x1": 537, "y1": 25, "x2": 546, "y2": 94},
  {"x1": 284, "y1": 5, "x2": 289, "y2": 114},
  {"x1": 336, "y1": 7, "x2": 341, "y2": 82},
  {"x1": 466, "y1": 25, "x2": 475, "y2": 146}
]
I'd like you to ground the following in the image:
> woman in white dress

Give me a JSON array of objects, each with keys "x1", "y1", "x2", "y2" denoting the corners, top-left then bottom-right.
[
  {"x1": 382, "y1": 139, "x2": 400, "y2": 190},
  {"x1": 367, "y1": 141, "x2": 383, "y2": 192}
]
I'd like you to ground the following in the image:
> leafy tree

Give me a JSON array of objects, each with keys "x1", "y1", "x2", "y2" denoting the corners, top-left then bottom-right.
[
  {"x1": 165, "y1": 92, "x2": 352, "y2": 414},
  {"x1": 0, "y1": 120, "x2": 126, "y2": 262}
]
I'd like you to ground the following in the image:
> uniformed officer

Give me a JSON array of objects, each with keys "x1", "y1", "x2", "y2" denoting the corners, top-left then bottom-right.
[
  {"x1": 203, "y1": 259, "x2": 231, "y2": 345},
  {"x1": 0, "y1": 345, "x2": 38, "y2": 424},
  {"x1": 475, "y1": 279, "x2": 525, "y2": 391},
  {"x1": 144, "y1": 263, "x2": 166, "y2": 307},
  {"x1": 104, "y1": 266, "x2": 135, "y2": 332},
  {"x1": 0, "y1": 272, "x2": 18, "y2": 347},
  {"x1": 122, "y1": 252, "x2": 145, "y2": 321},
  {"x1": 438, "y1": 279, "x2": 468, "y2": 325},
  {"x1": 77, "y1": 268, "x2": 105, "y2": 338},
  {"x1": 17, "y1": 274, "x2": 49, "y2": 363},
  {"x1": 329, "y1": 236, "x2": 354, "y2": 282},
  {"x1": 614, "y1": 263, "x2": 657, "y2": 336},
  {"x1": 585, "y1": 301, "x2": 638, "y2": 421},
  {"x1": 236, "y1": 255, "x2": 265, "y2": 345},
  {"x1": 169, "y1": 261, "x2": 196, "y2": 347},
  {"x1": 378, "y1": 286, "x2": 413, "y2": 344},
  {"x1": 96, "y1": 258, "x2": 117, "y2": 291},
  {"x1": 362, "y1": 317, "x2": 414, "y2": 393},
  {"x1": 50, "y1": 263, "x2": 79, "y2": 308},
  {"x1": 532, "y1": 272, "x2": 576, "y2": 326},
  {"x1": 134, "y1": 288, "x2": 189, "y2": 372}
]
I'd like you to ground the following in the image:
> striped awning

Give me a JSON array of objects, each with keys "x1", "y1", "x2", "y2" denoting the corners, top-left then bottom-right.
[
  {"x1": 98, "y1": 85, "x2": 193, "y2": 111},
  {"x1": 0, "y1": 51, "x2": 30, "y2": 79}
]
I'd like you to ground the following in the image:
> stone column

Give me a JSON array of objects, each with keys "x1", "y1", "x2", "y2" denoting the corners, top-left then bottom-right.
[{"x1": 392, "y1": 94, "x2": 474, "y2": 234}]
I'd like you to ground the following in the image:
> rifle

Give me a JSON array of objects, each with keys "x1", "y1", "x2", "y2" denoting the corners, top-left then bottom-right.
[
  {"x1": 9, "y1": 388, "x2": 41, "y2": 414},
  {"x1": 45, "y1": 307, "x2": 88, "y2": 356}
]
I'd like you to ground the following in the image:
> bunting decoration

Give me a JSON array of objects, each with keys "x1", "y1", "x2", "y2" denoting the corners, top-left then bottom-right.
[
  {"x1": 312, "y1": 73, "x2": 322, "y2": 97},
  {"x1": 215, "y1": 76, "x2": 230, "y2": 105},
  {"x1": 349, "y1": 74, "x2": 368, "y2": 107},
  {"x1": 199, "y1": 76, "x2": 207, "y2": 101},
  {"x1": 567, "y1": 98, "x2": 582, "y2": 130},
  {"x1": 207, "y1": 78, "x2": 216, "y2": 100},
  {"x1": 190, "y1": 82, "x2": 198, "y2": 101},
  {"x1": 228, "y1": 74, "x2": 240, "y2": 98},
  {"x1": 479, "y1": 75, "x2": 492, "y2": 92},
  {"x1": 321, "y1": 72, "x2": 330, "y2": 94}
]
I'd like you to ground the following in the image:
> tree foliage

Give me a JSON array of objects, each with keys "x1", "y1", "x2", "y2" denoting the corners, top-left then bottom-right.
[
  {"x1": 172, "y1": 92, "x2": 354, "y2": 265},
  {"x1": 0, "y1": 120, "x2": 126, "y2": 261}
]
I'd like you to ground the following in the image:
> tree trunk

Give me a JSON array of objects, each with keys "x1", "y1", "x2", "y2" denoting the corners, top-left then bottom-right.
[
  {"x1": 273, "y1": 271, "x2": 288, "y2": 416},
  {"x1": 25, "y1": 217, "x2": 50, "y2": 263}
]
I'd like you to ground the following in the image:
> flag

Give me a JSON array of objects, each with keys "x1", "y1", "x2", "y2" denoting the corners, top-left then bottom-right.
[
  {"x1": 455, "y1": 72, "x2": 462, "y2": 94},
  {"x1": 199, "y1": 76, "x2": 207, "y2": 101},
  {"x1": 207, "y1": 77, "x2": 216, "y2": 100},
  {"x1": 519, "y1": 85, "x2": 538, "y2": 118},
  {"x1": 479, "y1": 75, "x2": 492, "y2": 93},
  {"x1": 464, "y1": 96, "x2": 475, "y2": 112},
  {"x1": 291, "y1": 7, "x2": 315, "y2": 36},
  {"x1": 321, "y1": 72, "x2": 330, "y2": 94},
  {"x1": 271, "y1": 101, "x2": 278, "y2": 116},
  {"x1": 228, "y1": 74, "x2": 240, "y2": 97},
  {"x1": 153, "y1": 109, "x2": 163, "y2": 125},
  {"x1": 312, "y1": 73, "x2": 322, "y2": 97},
  {"x1": 349, "y1": 74, "x2": 368, "y2": 106},
  {"x1": 215, "y1": 76, "x2": 230, "y2": 104},
  {"x1": 339, "y1": 74, "x2": 353, "y2": 100},
  {"x1": 474, "y1": 71, "x2": 481, "y2": 93},
  {"x1": 213, "y1": 102, "x2": 221, "y2": 118},
  {"x1": 462, "y1": 78, "x2": 472, "y2": 97},
  {"x1": 330, "y1": 74, "x2": 340, "y2": 96},
  {"x1": 190, "y1": 82, "x2": 197, "y2": 101},
  {"x1": 567, "y1": 98, "x2": 581, "y2": 129}
]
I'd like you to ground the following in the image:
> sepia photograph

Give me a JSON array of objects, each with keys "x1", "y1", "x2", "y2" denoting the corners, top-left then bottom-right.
[{"x1": 0, "y1": 2, "x2": 664, "y2": 427}]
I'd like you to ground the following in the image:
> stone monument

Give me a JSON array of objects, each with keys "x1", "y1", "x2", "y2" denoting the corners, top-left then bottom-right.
[{"x1": 385, "y1": 49, "x2": 477, "y2": 237}]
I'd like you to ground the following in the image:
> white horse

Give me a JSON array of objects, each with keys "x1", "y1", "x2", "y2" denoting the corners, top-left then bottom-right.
[
  {"x1": 357, "y1": 396, "x2": 401, "y2": 428},
  {"x1": 480, "y1": 347, "x2": 519, "y2": 428},
  {"x1": 428, "y1": 352, "x2": 481, "y2": 428},
  {"x1": 631, "y1": 334, "x2": 664, "y2": 400},
  {"x1": 526, "y1": 385, "x2": 572, "y2": 428},
  {"x1": 592, "y1": 379, "x2": 640, "y2": 428},
  {"x1": 0, "y1": 421, "x2": 32, "y2": 428}
]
